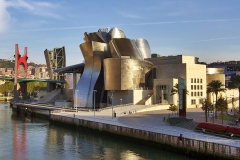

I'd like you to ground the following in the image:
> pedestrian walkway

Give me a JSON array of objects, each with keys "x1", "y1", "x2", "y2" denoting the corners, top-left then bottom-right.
[{"x1": 53, "y1": 104, "x2": 240, "y2": 148}]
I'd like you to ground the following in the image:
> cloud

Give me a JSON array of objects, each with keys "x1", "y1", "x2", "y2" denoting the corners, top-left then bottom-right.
[
  {"x1": 7, "y1": 18, "x2": 240, "y2": 36},
  {"x1": 189, "y1": 36, "x2": 240, "y2": 43},
  {"x1": 118, "y1": 11, "x2": 143, "y2": 19},
  {"x1": 8, "y1": 0, "x2": 60, "y2": 19},
  {"x1": 116, "y1": 18, "x2": 240, "y2": 26},
  {"x1": 0, "y1": 0, "x2": 60, "y2": 33},
  {"x1": 0, "y1": 0, "x2": 11, "y2": 33}
]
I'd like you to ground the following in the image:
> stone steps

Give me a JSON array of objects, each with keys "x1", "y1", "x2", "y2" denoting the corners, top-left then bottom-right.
[
  {"x1": 168, "y1": 117, "x2": 199, "y2": 130},
  {"x1": 175, "y1": 121, "x2": 199, "y2": 130}
]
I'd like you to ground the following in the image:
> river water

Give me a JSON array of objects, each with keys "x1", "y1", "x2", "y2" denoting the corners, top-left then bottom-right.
[{"x1": 0, "y1": 102, "x2": 195, "y2": 160}]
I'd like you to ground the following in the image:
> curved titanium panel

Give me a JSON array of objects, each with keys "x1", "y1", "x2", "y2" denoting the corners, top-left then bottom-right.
[
  {"x1": 83, "y1": 32, "x2": 91, "y2": 42},
  {"x1": 133, "y1": 38, "x2": 151, "y2": 59},
  {"x1": 75, "y1": 41, "x2": 108, "y2": 108},
  {"x1": 110, "y1": 38, "x2": 142, "y2": 59},
  {"x1": 103, "y1": 58, "x2": 121, "y2": 90},
  {"x1": 104, "y1": 58, "x2": 153, "y2": 90},
  {"x1": 108, "y1": 27, "x2": 126, "y2": 39},
  {"x1": 109, "y1": 40, "x2": 121, "y2": 58},
  {"x1": 96, "y1": 32, "x2": 110, "y2": 43},
  {"x1": 74, "y1": 27, "x2": 154, "y2": 109},
  {"x1": 89, "y1": 32, "x2": 105, "y2": 43}
]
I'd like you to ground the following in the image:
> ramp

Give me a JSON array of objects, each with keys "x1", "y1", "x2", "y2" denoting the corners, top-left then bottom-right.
[
  {"x1": 136, "y1": 94, "x2": 153, "y2": 105},
  {"x1": 37, "y1": 88, "x2": 61, "y2": 104}
]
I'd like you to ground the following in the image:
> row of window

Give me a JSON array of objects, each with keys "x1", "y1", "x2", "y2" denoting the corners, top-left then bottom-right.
[
  {"x1": 191, "y1": 99, "x2": 203, "y2": 105},
  {"x1": 191, "y1": 92, "x2": 203, "y2": 97},
  {"x1": 191, "y1": 85, "x2": 203, "y2": 90},
  {"x1": 191, "y1": 78, "x2": 202, "y2": 83}
]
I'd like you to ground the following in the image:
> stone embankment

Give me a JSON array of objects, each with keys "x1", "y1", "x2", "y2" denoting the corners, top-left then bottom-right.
[{"x1": 50, "y1": 113, "x2": 240, "y2": 160}]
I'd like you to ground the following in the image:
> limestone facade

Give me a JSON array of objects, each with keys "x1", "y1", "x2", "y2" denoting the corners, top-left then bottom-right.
[{"x1": 146, "y1": 55, "x2": 207, "y2": 108}]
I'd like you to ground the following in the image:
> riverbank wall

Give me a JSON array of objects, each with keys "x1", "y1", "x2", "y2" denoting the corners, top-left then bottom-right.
[
  {"x1": 50, "y1": 114, "x2": 240, "y2": 160},
  {"x1": 0, "y1": 97, "x2": 13, "y2": 102}
]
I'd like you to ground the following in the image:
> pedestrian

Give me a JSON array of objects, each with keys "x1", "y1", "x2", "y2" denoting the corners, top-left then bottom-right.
[
  {"x1": 231, "y1": 133, "x2": 234, "y2": 139},
  {"x1": 163, "y1": 117, "x2": 166, "y2": 122},
  {"x1": 236, "y1": 119, "x2": 239, "y2": 125},
  {"x1": 202, "y1": 128, "x2": 205, "y2": 134}
]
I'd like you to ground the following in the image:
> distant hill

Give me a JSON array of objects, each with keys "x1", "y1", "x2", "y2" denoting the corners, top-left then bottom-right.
[{"x1": 0, "y1": 59, "x2": 40, "y2": 68}]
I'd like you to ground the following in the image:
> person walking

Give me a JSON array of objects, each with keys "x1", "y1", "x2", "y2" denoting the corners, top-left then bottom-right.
[
  {"x1": 231, "y1": 133, "x2": 234, "y2": 139},
  {"x1": 202, "y1": 128, "x2": 205, "y2": 134}
]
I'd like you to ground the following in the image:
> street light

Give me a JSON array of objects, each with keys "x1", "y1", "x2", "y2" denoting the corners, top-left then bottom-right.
[
  {"x1": 231, "y1": 94, "x2": 234, "y2": 111},
  {"x1": 93, "y1": 90, "x2": 97, "y2": 116},
  {"x1": 110, "y1": 90, "x2": 115, "y2": 119},
  {"x1": 148, "y1": 95, "x2": 150, "y2": 105},
  {"x1": 75, "y1": 90, "x2": 79, "y2": 112}
]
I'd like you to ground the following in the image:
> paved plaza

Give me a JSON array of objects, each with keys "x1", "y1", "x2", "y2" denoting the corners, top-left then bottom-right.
[{"x1": 53, "y1": 104, "x2": 240, "y2": 148}]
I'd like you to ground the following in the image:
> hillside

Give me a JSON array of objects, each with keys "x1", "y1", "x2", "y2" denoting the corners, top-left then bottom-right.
[{"x1": 0, "y1": 59, "x2": 39, "y2": 68}]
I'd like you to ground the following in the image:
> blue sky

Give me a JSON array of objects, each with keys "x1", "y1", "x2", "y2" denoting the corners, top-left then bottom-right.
[{"x1": 0, "y1": 0, "x2": 240, "y2": 65}]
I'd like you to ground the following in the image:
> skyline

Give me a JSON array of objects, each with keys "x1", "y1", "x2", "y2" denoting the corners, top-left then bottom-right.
[{"x1": 0, "y1": 0, "x2": 240, "y2": 65}]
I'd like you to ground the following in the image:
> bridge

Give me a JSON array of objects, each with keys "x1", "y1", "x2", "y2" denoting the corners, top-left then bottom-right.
[{"x1": 0, "y1": 77, "x2": 65, "y2": 83}]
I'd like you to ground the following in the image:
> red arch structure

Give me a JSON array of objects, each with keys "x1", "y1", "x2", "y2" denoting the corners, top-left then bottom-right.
[{"x1": 15, "y1": 44, "x2": 28, "y2": 82}]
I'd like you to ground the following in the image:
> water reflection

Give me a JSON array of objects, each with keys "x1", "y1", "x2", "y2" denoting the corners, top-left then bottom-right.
[
  {"x1": 0, "y1": 102, "x2": 195, "y2": 160},
  {"x1": 13, "y1": 122, "x2": 27, "y2": 160}
]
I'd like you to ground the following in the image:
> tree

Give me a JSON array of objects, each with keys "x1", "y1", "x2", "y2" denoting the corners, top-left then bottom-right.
[
  {"x1": 215, "y1": 96, "x2": 228, "y2": 125},
  {"x1": 26, "y1": 82, "x2": 47, "y2": 97},
  {"x1": 168, "y1": 104, "x2": 178, "y2": 116},
  {"x1": 201, "y1": 98, "x2": 214, "y2": 122},
  {"x1": 0, "y1": 81, "x2": 14, "y2": 96},
  {"x1": 207, "y1": 80, "x2": 226, "y2": 118},
  {"x1": 233, "y1": 107, "x2": 240, "y2": 120},
  {"x1": 27, "y1": 82, "x2": 35, "y2": 95},
  {"x1": 170, "y1": 83, "x2": 189, "y2": 96},
  {"x1": 170, "y1": 83, "x2": 188, "y2": 109},
  {"x1": 170, "y1": 83, "x2": 179, "y2": 96},
  {"x1": 231, "y1": 75, "x2": 240, "y2": 112}
]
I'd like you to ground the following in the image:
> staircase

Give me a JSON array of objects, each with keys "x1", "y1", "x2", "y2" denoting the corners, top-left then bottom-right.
[
  {"x1": 168, "y1": 117, "x2": 199, "y2": 130},
  {"x1": 175, "y1": 121, "x2": 199, "y2": 130}
]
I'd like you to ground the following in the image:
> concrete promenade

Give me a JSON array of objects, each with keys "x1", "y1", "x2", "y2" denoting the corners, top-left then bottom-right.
[{"x1": 52, "y1": 104, "x2": 240, "y2": 148}]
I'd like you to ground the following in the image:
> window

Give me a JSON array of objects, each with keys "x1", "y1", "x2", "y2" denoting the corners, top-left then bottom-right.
[
  {"x1": 194, "y1": 92, "x2": 196, "y2": 96},
  {"x1": 197, "y1": 92, "x2": 199, "y2": 96},
  {"x1": 200, "y1": 79, "x2": 202, "y2": 83},
  {"x1": 194, "y1": 78, "x2": 196, "y2": 83},
  {"x1": 191, "y1": 78, "x2": 193, "y2": 83},
  {"x1": 191, "y1": 85, "x2": 193, "y2": 90},
  {"x1": 191, "y1": 99, "x2": 196, "y2": 104},
  {"x1": 191, "y1": 92, "x2": 193, "y2": 96},
  {"x1": 200, "y1": 85, "x2": 203, "y2": 90},
  {"x1": 201, "y1": 92, "x2": 203, "y2": 96},
  {"x1": 194, "y1": 85, "x2": 196, "y2": 90},
  {"x1": 197, "y1": 79, "x2": 199, "y2": 83},
  {"x1": 197, "y1": 85, "x2": 199, "y2": 90}
]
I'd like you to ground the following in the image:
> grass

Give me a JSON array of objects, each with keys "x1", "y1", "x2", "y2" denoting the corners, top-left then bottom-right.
[{"x1": 217, "y1": 115, "x2": 236, "y2": 122}]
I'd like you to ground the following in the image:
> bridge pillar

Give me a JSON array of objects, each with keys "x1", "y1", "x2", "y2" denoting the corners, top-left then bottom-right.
[
  {"x1": 47, "y1": 82, "x2": 57, "y2": 92},
  {"x1": 19, "y1": 82, "x2": 27, "y2": 98},
  {"x1": 73, "y1": 72, "x2": 77, "y2": 95}
]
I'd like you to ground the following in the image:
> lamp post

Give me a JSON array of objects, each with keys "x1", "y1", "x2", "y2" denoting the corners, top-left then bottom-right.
[
  {"x1": 231, "y1": 93, "x2": 234, "y2": 111},
  {"x1": 75, "y1": 90, "x2": 79, "y2": 113},
  {"x1": 148, "y1": 95, "x2": 150, "y2": 105},
  {"x1": 93, "y1": 90, "x2": 97, "y2": 116},
  {"x1": 212, "y1": 92, "x2": 215, "y2": 123},
  {"x1": 120, "y1": 99, "x2": 122, "y2": 105},
  {"x1": 110, "y1": 90, "x2": 114, "y2": 119}
]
